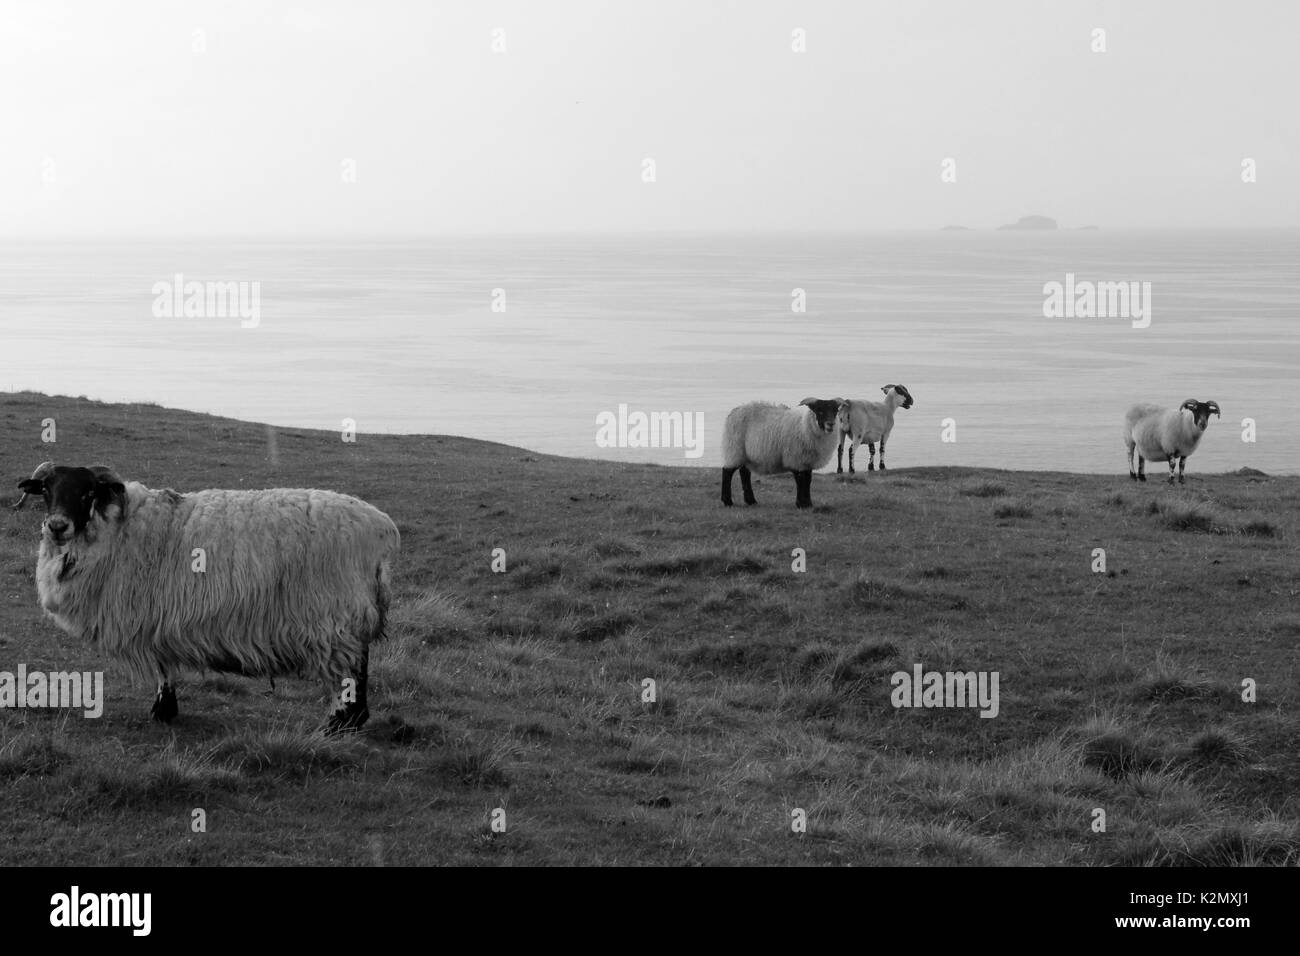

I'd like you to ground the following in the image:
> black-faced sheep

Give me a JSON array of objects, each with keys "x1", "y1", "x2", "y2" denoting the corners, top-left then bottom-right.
[
  {"x1": 721, "y1": 398, "x2": 845, "y2": 508},
  {"x1": 15, "y1": 462, "x2": 399, "y2": 733},
  {"x1": 836, "y1": 384, "x2": 914, "y2": 473},
  {"x1": 1123, "y1": 400, "x2": 1220, "y2": 483}
]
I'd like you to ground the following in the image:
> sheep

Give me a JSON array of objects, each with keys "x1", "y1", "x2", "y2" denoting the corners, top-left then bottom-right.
[
  {"x1": 1123, "y1": 400, "x2": 1220, "y2": 484},
  {"x1": 836, "y1": 384, "x2": 914, "y2": 474},
  {"x1": 721, "y1": 398, "x2": 845, "y2": 508},
  {"x1": 14, "y1": 461, "x2": 399, "y2": 733}
]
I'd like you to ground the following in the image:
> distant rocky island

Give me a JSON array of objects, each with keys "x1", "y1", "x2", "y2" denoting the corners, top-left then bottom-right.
[{"x1": 998, "y1": 215, "x2": 1058, "y2": 231}]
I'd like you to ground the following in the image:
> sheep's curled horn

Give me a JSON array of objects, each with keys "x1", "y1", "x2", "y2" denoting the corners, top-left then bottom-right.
[
  {"x1": 1206, "y1": 401, "x2": 1221, "y2": 418},
  {"x1": 13, "y1": 460, "x2": 55, "y2": 510}
]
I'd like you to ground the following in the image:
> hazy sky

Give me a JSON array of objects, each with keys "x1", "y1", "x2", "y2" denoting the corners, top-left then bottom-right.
[{"x1": 2, "y1": 0, "x2": 1295, "y2": 236}]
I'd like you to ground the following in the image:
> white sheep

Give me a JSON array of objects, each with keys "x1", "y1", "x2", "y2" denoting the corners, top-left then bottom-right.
[
  {"x1": 1123, "y1": 400, "x2": 1220, "y2": 483},
  {"x1": 15, "y1": 462, "x2": 399, "y2": 733},
  {"x1": 721, "y1": 398, "x2": 845, "y2": 508},
  {"x1": 836, "y1": 384, "x2": 914, "y2": 473}
]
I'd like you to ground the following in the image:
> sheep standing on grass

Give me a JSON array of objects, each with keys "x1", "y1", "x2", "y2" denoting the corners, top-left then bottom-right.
[
  {"x1": 721, "y1": 398, "x2": 845, "y2": 508},
  {"x1": 1123, "y1": 400, "x2": 1220, "y2": 484},
  {"x1": 15, "y1": 462, "x2": 399, "y2": 733},
  {"x1": 836, "y1": 384, "x2": 914, "y2": 473}
]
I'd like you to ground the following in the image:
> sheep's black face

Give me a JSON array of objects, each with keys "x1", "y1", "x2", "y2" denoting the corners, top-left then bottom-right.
[
  {"x1": 17, "y1": 466, "x2": 126, "y2": 545},
  {"x1": 1180, "y1": 400, "x2": 1220, "y2": 431},
  {"x1": 801, "y1": 399, "x2": 843, "y2": 433},
  {"x1": 894, "y1": 385, "x2": 914, "y2": 410}
]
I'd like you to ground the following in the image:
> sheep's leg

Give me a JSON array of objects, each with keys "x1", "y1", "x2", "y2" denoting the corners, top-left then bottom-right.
[
  {"x1": 1127, "y1": 440, "x2": 1137, "y2": 480},
  {"x1": 848, "y1": 436, "x2": 860, "y2": 474},
  {"x1": 327, "y1": 646, "x2": 370, "y2": 735},
  {"x1": 1167, "y1": 456, "x2": 1177, "y2": 485},
  {"x1": 879, "y1": 434, "x2": 888, "y2": 471},
  {"x1": 866, "y1": 441, "x2": 877, "y2": 471},
  {"x1": 1137, "y1": 455, "x2": 1147, "y2": 482},
  {"x1": 836, "y1": 437, "x2": 845, "y2": 473},
  {"x1": 151, "y1": 669, "x2": 178, "y2": 723},
  {"x1": 1178, "y1": 457, "x2": 1187, "y2": 484},
  {"x1": 721, "y1": 467, "x2": 735, "y2": 506},
  {"x1": 794, "y1": 470, "x2": 813, "y2": 508},
  {"x1": 739, "y1": 466, "x2": 757, "y2": 505}
]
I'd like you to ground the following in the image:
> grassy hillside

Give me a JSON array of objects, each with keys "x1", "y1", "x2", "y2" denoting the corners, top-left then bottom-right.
[{"x1": 1, "y1": 392, "x2": 1298, "y2": 865}]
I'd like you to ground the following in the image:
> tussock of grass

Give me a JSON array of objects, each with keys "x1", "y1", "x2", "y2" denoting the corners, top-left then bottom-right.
[
  {"x1": 961, "y1": 481, "x2": 1008, "y2": 498},
  {"x1": 793, "y1": 643, "x2": 837, "y2": 676},
  {"x1": 617, "y1": 547, "x2": 765, "y2": 577},
  {"x1": 209, "y1": 727, "x2": 366, "y2": 778},
  {"x1": 1132, "y1": 657, "x2": 1232, "y2": 703},
  {"x1": 389, "y1": 589, "x2": 475, "y2": 644},
  {"x1": 0, "y1": 734, "x2": 66, "y2": 779},
  {"x1": 556, "y1": 610, "x2": 635, "y2": 642},
  {"x1": 675, "y1": 638, "x2": 787, "y2": 678},
  {"x1": 1078, "y1": 726, "x2": 1167, "y2": 779},
  {"x1": 432, "y1": 734, "x2": 513, "y2": 787},
  {"x1": 1240, "y1": 518, "x2": 1278, "y2": 537},
  {"x1": 994, "y1": 502, "x2": 1033, "y2": 519},
  {"x1": 1186, "y1": 727, "x2": 1251, "y2": 765},
  {"x1": 600, "y1": 736, "x2": 684, "y2": 776},
  {"x1": 830, "y1": 641, "x2": 902, "y2": 687},
  {"x1": 1146, "y1": 497, "x2": 1230, "y2": 533},
  {"x1": 843, "y1": 577, "x2": 931, "y2": 610},
  {"x1": 1129, "y1": 822, "x2": 1300, "y2": 866},
  {"x1": 57, "y1": 748, "x2": 242, "y2": 812}
]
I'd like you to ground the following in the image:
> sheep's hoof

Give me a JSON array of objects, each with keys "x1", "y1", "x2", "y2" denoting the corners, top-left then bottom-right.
[
  {"x1": 1138, "y1": 474, "x2": 1147, "y2": 483},
  {"x1": 796, "y1": 500, "x2": 811, "y2": 509},
  {"x1": 879, "y1": 464, "x2": 887, "y2": 472},
  {"x1": 1129, "y1": 472, "x2": 1138, "y2": 481},
  {"x1": 743, "y1": 496, "x2": 757, "y2": 506},
  {"x1": 327, "y1": 706, "x2": 369, "y2": 736},
  {"x1": 836, "y1": 466, "x2": 843, "y2": 474},
  {"x1": 151, "y1": 687, "x2": 178, "y2": 723},
  {"x1": 721, "y1": 498, "x2": 734, "y2": 507},
  {"x1": 867, "y1": 464, "x2": 875, "y2": 472},
  {"x1": 1178, "y1": 476, "x2": 1185, "y2": 485}
]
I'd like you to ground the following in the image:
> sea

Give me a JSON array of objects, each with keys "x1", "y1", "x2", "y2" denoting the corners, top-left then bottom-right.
[{"x1": 3, "y1": 231, "x2": 1297, "y2": 474}]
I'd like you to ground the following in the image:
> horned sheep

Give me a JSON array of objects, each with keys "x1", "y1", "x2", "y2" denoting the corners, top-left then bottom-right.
[
  {"x1": 15, "y1": 462, "x2": 399, "y2": 733},
  {"x1": 1123, "y1": 400, "x2": 1220, "y2": 483},
  {"x1": 836, "y1": 384, "x2": 914, "y2": 474}
]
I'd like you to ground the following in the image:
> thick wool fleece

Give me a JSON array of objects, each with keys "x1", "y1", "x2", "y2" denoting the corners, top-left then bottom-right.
[
  {"x1": 1124, "y1": 404, "x2": 1209, "y2": 461},
  {"x1": 722, "y1": 402, "x2": 839, "y2": 474},
  {"x1": 34, "y1": 483, "x2": 399, "y2": 686}
]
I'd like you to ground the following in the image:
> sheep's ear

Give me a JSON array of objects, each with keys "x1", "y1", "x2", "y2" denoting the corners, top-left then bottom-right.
[
  {"x1": 17, "y1": 478, "x2": 44, "y2": 494},
  {"x1": 1180, "y1": 400, "x2": 1199, "y2": 413},
  {"x1": 798, "y1": 397, "x2": 818, "y2": 407},
  {"x1": 881, "y1": 385, "x2": 893, "y2": 394}
]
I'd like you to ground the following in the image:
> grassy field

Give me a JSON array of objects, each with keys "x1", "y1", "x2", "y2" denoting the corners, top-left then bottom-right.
[{"x1": 1, "y1": 391, "x2": 1298, "y2": 866}]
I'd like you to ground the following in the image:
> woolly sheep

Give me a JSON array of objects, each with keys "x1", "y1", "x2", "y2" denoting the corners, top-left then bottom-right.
[
  {"x1": 836, "y1": 384, "x2": 914, "y2": 473},
  {"x1": 15, "y1": 462, "x2": 400, "y2": 733},
  {"x1": 721, "y1": 398, "x2": 845, "y2": 508},
  {"x1": 1123, "y1": 400, "x2": 1220, "y2": 483}
]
